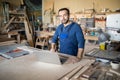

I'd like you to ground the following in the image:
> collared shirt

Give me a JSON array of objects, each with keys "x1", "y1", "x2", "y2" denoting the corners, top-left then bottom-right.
[{"x1": 52, "y1": 22, "x2": 85, "y2": 56}]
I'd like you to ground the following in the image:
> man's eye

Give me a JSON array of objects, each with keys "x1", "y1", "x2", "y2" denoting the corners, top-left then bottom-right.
[
  {"x1": 64, "y1": 14, "x2": 67, "y2": 16},
  {"x1": 58, "y1": 14, "x2": 67, "y2": 17},
  {"x1": 58, "y1": 15, "x2": 61, "y2": 17}
]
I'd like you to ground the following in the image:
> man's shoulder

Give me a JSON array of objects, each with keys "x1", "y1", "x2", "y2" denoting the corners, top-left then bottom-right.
[
  {"x1": 73, "y1": 22, "x2": 80, "y2": 26},
  {"x1": 71, "y1": 22, "x2": 81, "y2": 29},
  {"x1": 56, "y1": 24, "x2": 63, "y2": 29}
]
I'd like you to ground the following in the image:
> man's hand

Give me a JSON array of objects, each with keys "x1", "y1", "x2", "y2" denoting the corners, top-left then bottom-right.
[
  {"x1": 77, "y1": 48, "x2": 84, "y2": 59},
  {"x1": 65, "y1": 56, "x2": 81, "y2": 64},
  {"x1": 50, "y1": 48, "x2": 56, "y2": 52},
  {"x1": 50, "y1": 43, "x2": 56, "y2": 52}
]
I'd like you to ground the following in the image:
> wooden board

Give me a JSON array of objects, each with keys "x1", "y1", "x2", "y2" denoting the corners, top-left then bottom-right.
[
  {"x1": 3, "y1": 16, "x2": 15, "y2": 31},
  {"x1": 0, "y1": 49, "x2": 95, "y2": 80},
  {"x1": 84, "y1": 35, "x2": 98, "y2": 41},
  {"x1": 60, "y1": 60, "x2": 94, "y2": 80},
  {"x1": 24, "y1": 19, "x2": 34, "y2": 47},
  {"x1": 0, "y1": 56, "x2": 6, "y2": 62}
]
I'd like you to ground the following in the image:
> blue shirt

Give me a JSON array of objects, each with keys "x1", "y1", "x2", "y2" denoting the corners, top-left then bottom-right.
[{"x1": 52, "y1": 22, "x2": 85, "y2": 56}]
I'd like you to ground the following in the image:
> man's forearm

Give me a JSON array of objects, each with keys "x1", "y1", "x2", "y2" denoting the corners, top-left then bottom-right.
[
  {"x1": 77, "y1": 48, "x2": 84, "y2": 59},
  {"x1": 67, "y1": 48, "x2": 84, "y2": 63},
  {"x1": 50, "y1": 43, "x2": 56, "y2": 52}
]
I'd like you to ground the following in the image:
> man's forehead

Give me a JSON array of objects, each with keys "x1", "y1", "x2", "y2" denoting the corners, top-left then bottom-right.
[{"x1": 59, "y1": 10, "x2": 68, "y2": 14}]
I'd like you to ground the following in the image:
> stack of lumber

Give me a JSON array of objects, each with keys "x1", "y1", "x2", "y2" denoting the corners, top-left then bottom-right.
[{"x1": 0, "y1": 34, "x2": 16, "y2": 46}]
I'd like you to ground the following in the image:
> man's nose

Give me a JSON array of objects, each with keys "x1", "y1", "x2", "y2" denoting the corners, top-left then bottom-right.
[{"x1": 61, "y1": 16, "x2": 65, "y2": 19}]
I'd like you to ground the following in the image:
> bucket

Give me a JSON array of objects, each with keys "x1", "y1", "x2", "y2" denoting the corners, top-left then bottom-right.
[{"x1": 99, "y1": 42, "x2": 105, "y2": 50}]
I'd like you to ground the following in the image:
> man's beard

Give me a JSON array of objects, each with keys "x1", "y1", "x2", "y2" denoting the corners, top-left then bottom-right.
[{"x1": 62, "y1": 19, "x2": 69, "y2": 24}]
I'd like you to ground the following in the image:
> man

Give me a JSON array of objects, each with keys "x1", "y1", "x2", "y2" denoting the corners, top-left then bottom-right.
[{"x1": 50, "y1": 8, "x2": 85, "y2": 62}]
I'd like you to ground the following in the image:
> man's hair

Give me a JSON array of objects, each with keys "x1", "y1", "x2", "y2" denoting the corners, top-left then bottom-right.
[{"x1": 58, "y1": 8, "x2": 70, "y2": 15}]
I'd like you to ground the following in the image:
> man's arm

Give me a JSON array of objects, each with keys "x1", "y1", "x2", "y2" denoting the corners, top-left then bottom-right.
[
  {"x1": 50, "y1": 43, "x2": 56, "y2": 52},
  {"x1": 66, "y1": 48, "x2": 84, "y2": 63},
  {"x1": 77, "y1": 48, "x2": 84, "y2": 59},
  {"x1": 75, "y1": 24, "x2": 85, "y2": 59},
  {"x1": 50, "y1": 27, "x2": 59, "y2": 52}
]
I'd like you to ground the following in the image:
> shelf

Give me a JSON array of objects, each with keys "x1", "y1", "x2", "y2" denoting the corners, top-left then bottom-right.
[
  {"x1": 9, "y1": 12, "x2": 25, "y2": 15},
  {"x1": 8, "y1": 12, "x2": 33, "y2": 46},
  {"x1": 11, "y1": 21, "x2": 24, "y2": 23}
]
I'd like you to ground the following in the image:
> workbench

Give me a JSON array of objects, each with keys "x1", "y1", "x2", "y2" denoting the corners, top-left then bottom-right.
[
  {"x1": 0, "y1": 45, "x2": 94, "y2": 80},
  {"x1": 0, "y1": 45, "x2": 119, "y2": 80}
]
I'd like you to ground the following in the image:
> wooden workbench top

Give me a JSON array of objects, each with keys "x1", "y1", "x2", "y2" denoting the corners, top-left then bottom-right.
[{"x1": 0, "y1": 49, "x2": 94, "y2": 80}]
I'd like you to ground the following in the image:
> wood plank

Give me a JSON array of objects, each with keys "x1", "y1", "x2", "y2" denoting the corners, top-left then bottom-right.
[
  {"x1": 70, "y1": 64, "x2": 91, "y2": 80},
  {"x1": 0, "y1": 56, "x2": 6, "y2": 62},
  {"x1": 24, "y1": 19, "x2": 34, "y2": 47},
  {"x1": 0, "y1": 40, "x2": 16, "y2": 46},
  {"x1": 24, "y1": 13, "x2": 33, "y2": 35},
  {"x1": 84, "y1": 35, "x2": 98, "y2": 41},
  {"x1": 0, "y1": 50, "x2": 94, "y2": 80},
  {"x1": 61, "y1": 65, "x2": 83, "y2": 80},
  {"x1": 3, "y1": 16, "x2": 15, "y2": 30},
  {"x1": 59, "y1": 60, "x2": 95, "y2": 80},
  {"x1": 80, "y1": 62, "x2": 100, "y2": 79}
]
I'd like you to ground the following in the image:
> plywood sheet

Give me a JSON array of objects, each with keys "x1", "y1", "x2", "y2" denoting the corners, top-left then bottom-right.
[{"x1": 0, "y1": 51, "x2": 94, "y2": 80}]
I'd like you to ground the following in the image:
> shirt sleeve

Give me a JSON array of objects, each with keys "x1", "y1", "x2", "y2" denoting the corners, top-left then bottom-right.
[
  {"x1": 52, "y1": 28, "x2": 59, "y2": 43},
  {"x1": 75, "y1": 25, "x2": 85, "y2": 48}
]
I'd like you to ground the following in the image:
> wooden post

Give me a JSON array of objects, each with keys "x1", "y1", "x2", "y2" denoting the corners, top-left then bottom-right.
[
  {"x1": 3, "y1": 16, "x2": 15, "y2": 31},
  {"x1": 24, "y1": 18, "x2": 34, "y2": 47}
]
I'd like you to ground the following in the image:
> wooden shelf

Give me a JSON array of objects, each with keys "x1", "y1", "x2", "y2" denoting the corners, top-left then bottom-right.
[
  {"x1": 84, "y1": 35, "x2": 98, "y2": 41},
  {"x1": 2, "y1": 10, "x2": 34, "y2": 46},
  {"x1": 9, "y1": 12, "x2": 25, "y2": 15},
  {"x1": 12, "y1": 21, "x2": 24, "y2": 23}
]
